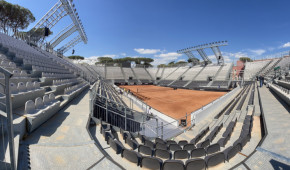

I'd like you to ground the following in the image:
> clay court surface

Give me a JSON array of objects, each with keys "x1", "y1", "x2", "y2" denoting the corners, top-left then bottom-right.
[{"x1": 120, "y1": 85, "x2": 227, "y2": 121}]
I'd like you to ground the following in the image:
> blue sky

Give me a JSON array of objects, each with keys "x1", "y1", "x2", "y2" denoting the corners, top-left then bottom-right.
[{"x1": 6, "y1": 0, "x2": 290, "y2": 65}]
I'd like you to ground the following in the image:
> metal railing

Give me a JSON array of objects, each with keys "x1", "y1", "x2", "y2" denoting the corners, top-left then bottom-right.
[{"x1": 0, "y1": 65, "x2": 16, "y2": 170}]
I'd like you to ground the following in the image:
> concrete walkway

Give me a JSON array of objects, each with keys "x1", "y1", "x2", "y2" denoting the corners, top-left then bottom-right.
[
  {"x1": 238, "y1": 86, "x2": 290, "y2": 169},
  {"x1": 22, "y1": 90, "x2": 121, "y2": 170}
]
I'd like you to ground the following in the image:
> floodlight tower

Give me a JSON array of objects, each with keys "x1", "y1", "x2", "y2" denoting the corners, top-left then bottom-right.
[
  {"x1": 177, "y1": 41, "x2": 228, "y2": 65},
  {"x1": 30, "y1": 0, "x2": 87, "y2": 53}
]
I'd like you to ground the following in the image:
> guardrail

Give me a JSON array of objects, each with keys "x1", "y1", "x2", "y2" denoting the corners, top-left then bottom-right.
[{"x1": 0, "y1": 65, "x2": 16, "y2": 170}]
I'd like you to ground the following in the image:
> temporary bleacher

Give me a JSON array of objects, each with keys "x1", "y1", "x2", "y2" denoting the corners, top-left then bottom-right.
[
  {"x1": 146, "y1": 67, "x2": 158, "y2": 80},
  {"x1": 106, "y1": 66, "x2": 126, "y2": 83},
  {"x1": 195, "y1": 65, "x2": 221, "y2": 81},
  {"x1": 243, "y1": 60, "x2": 270, "y2": 81},
  {"x1": 158, "y1": 67, "x2": 179, "y2": 86},
  {"x1": 132, "y1": 67, "x2": 152, "y2": 84},
  {"x1": 123, "y1": 67, "x2": 139, "y2": 84},
  {"x1": 0, "y1": 32, "x2": 90, "y2": 137}
]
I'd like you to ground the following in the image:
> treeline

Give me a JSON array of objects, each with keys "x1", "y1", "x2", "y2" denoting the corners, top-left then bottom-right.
[
  {"x1": 157, "y1": 60, "x2": 189, "y2": 68},
  {"x1": 68, "y1": 55, "x2": 84, "y2": 60},
  {"x1": 96, "y1": 57, "x2": 154, "y2": 67},
  {"x1": 0, "y1": 0, "x2": 35, "y2": 34}
]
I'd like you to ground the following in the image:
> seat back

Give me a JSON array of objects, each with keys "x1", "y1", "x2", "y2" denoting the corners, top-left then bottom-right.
[
  {"x1": 25, "y1": 100, "x2": 35, "y2": 114},
  {"x1": 10, "y1": 83, "x2": 18, "y2": 94},
  {"x1": 138, "y1": 145, "x2": 152, "y2": 156},
  {"x1": 206, "y1": 143, "x2": 220, "y2": 155},
  {"x1": 178, "y1": 140, "x2": 188, "y2": 147},
  {"x1": 35, "y1": 97, "x2": 44, "y2": 109},
  {"x1": 183, "y1": 144, "x2": 196, "y2": 151},
  {"x1": 33, "y1": 81, "x2": 40, "y2": 89},
  {"x1": 169, "y1": 144, "x2": 182, "y2": 151},
  {"x1": 191, "y1": 148, "x2": 206, "y2": 158},
  {"x1": 121, "y1": 149, "x2": 141, "y2": 166},
  {"x1": 155, "y1": 149, "x2": 171, "y2": 159},
  {"x1": 185, "y1": 158, "x2": 206, "y2": 170},
  {"x1": 163, "y1": 160, "x2": 185, "y2": 170},
  {"x1": 156, "y1": 142, "x2": 168, "y2": 150},
  {"x1": 26, "y1": 82, "x2": 33, "y2": 91},
  {"x1": 17, "y1": 82, "x2": 27, "y2": 93},
  {"x1": 174, "y1": 150, "x2": 189, "y2": 160},
  {"x1": 206, "y1": 152, "x2": 225, "y2": 168},
  {"x1": 144, "y1": 139, "x2": 155, "y2": 149},
  {"x1": 43, "y1": 95, "x2": 50, "y2": 106},
  {"x1": 141, "y1": 157, "x2": 162, "y2": 170}
]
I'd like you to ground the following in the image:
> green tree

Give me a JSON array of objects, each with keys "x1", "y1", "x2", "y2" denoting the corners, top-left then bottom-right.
[
  {"x1": 157, "y1": 64, "x2": 166, "y2": 68},
  {"x1": 239, "y1": 57, "x2": 253, "y2": 63},
  {"x1": 67, "y1": 55, "x2": 84, "y2": 60},
  {"x1": 18, "y1": 28, "x2": 53, "y2": 42},
  {"x1": 97, "y1": 57, "x2": 114, "y2": 64},
  {"x1": 0, "y1": 1, "x2": 35, "y2": 33}
]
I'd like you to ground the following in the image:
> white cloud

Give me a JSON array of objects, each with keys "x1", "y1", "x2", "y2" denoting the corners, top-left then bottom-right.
[
  {"x1": 134, "y1": 48, "x2": 161, "y2": 54},
  {"x1": 249, "y1": 49, "x2": 266, "y2": 56},
  {"x1": 282, "y1": 42, "x2": 290, "y2": 48},
  {"x1": 152, "y1": 52, "x2": 182, "y2": 66},
  {"x1": 120, "y1": 53, "x2": 127, "y2": 56}
]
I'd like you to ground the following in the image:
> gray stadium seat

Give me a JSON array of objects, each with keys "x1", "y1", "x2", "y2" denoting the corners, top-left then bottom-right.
[
  {"x1": 178, "y1": 140, "x2": 188, "y2": 147},
  {"x1": 191, "y1": 148, "x2": 206, "y2": 158},
  {"x1": 206, "y1": 143, "x2": 220, "y2": 155},
  {"x1": 198, "y1": 139, "x2": 210, "y2": 148},
  {"x1": 144, "y1": 139, "x2": 155, "y2": 149},
  {"x1": 155, "y1": 137, "x2": 166, "y2": 144},
  {"x1": 126, "y1": 138, "x2": 139, "y2": 150},
  {"x1": 183, "y1": 144, "x2": 196, "y2": 151},
  {"x1": 166, "y1": 140, "x2": 177, "y2": 145},
  {"x1": 163, "y1": 160, "x2": 185, "y2": 170},
  {"x1": 174, "y1": 150, "x2": 190, "y2": 160},
  {"x1": 205, "y1": 152, "x2": 225, "y2": 168},
  {"x1": 155, "y1": 149, "x2": 171, "y2": 159},
  {"x1": 121, "y1": 149, "x2": 142, "y2": 166},
  {"x1": 138, "y1": 145, "x2": 153, "y2": 156},
  {"x1": 141, "y1": 156, "x2": 163, "y2": 170},
  {"x1": 169, "y1": 144, "x2": 182, "y2": 151},
  {"x1": 109, "y1": 138, "x2": 124, "y2": 154},
  {"x1": 185, "y1": 158, "x2": 206, "y2": 170},
  {"x1": 156, "y1": 142, "x2": 168, "y2": 150}
]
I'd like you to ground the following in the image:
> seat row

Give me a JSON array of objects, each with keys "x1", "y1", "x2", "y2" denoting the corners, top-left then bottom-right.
[{"x1": 25, "y1": 93, "x2": 60, "y2": 132}]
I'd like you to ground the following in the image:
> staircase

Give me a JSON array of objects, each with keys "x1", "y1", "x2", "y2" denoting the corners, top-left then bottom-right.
[
  {"x1": 263, "y1": 58, "x2": 283, "y2": 76},
  {"x1": 252, "y1": 60, "x2": 272, "y2": 80}
]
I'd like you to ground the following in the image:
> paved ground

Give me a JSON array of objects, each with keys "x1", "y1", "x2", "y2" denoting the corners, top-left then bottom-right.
[
  {"x1": 238, "y1": 85, "x2": 290, "y2": 169},
  {"x1": 22, "y1": 89, "x2": 121, "y2": 170}
]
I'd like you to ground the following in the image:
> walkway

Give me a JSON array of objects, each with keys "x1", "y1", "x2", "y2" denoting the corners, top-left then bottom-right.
[
  {"x1": 21, "y1": 90, "x2": 121, "y2": 170},
  {"x1": 237, "y1": 86, "x2": 290, "y2": 169}
]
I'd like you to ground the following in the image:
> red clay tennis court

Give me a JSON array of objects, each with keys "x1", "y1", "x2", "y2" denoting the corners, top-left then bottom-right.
[{"x1": 119, "y1": 85, "x2": 226, "y2": 122}]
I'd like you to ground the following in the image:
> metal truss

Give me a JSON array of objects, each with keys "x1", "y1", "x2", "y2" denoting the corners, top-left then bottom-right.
[
  {"x1": 49, "y1": 23, "x2": 77, "y2": 48},
  {"x1": 59, "y1": 35, "x2": 82, "y2": 54},
  {"x1": 211, "y1": 46, "x2": 224, "y2": 65},
  {"x1": 31, "y1": 0, "x2": 87, "y2": 52},
  {"x1": 60, "y1": 0, "x2": 87, "y2": 43},
  {"x1": 32, "y1": 1, "x2": 66, "y2": 30},
  {"x1": 197, "y1": 49, "x2": 211, "y2": 64},
  {"x1": 177, "y1": 41, "x2": 228, "y2": 65},
  {"x1": 184, "y1": 51, "x2": 199, "y2": 65}
]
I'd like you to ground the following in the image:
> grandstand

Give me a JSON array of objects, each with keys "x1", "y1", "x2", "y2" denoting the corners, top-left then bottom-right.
[{"x1": 1, "y1": 2, "x2": 290, "y2": 170}]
